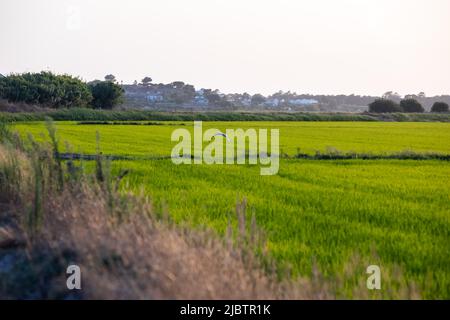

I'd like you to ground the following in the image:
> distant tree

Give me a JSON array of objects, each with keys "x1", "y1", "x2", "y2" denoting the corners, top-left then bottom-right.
[
  {"x1": 104, "y1": 74, "x2": 116, "y2": 83},
  {"x1": 251, "y1": 94, "x2": 266, "y2": 106},
  {"x1": 404, "y1": 94, "x2": 418, "y2": 100},
  {"x1": 171, "y1": 81, "x2": 185, "y2": 89},
  {"x1": 133, "y1": 80, "x2": 138, "y2": 86},
  {"x1": 141, "y1": 77, "x2": 152, "y2": 87},
  {"x1": 216, "y1": 99, "x2": 232, "y2": 109},
  {"x1": 431, "y1": 102, "x2": 449, "y2": 113},
  {"x1": 382, "y1": 91, "x2": 392, "y2": 99},
  {"x1": 382, "y1": 91, "x2": 401, "y2": 102},
  {"x1": 242, "y1": 92, "x2": 251, "y2": 100},
  {"x1": 203, "y1": 89, "x2": 222, "y2": 106},
  {"x1": 400, "y1": 99, "x2": 424, "y2": 113},
  {"x1": 163, "y1": 82, "x2": 196, "y2": 105},
  {"x1": 368, "y1": 99, "x2": 401, "y2": 113},
  {"x1": 89, "y1": 81, "x2": 124, "y2": 109},
  {"x1": 182, "y1": 84, "x2": 195, "y2": 102}
]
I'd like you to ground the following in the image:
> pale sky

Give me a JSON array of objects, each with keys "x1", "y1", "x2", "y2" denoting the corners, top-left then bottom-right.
[{"x1": 1, "y1": 0, "x2": 449, "y2": 96}]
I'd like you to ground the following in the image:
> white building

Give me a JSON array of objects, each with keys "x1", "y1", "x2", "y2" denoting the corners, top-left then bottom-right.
[
  {"x1": 194, "y1": 90, "x2": 208, "y2": 106},
  {"x1": 265, "y1": 98, "x2": 280, "y2": 107},
  {"x1": 288, "y1": 98, "x2": 318, "y2": 106},
  {"x1": 147, "y1": 93, "x2": 164, "y2": 102}
]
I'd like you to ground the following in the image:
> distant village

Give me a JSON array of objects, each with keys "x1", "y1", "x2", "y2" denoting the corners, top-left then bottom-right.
[
  {"x1": 121, "y1": 77, "x2": 450, "y2": 112},
  {"x1": 121, "y1": 77, "x2": 375, "y2": 112}
]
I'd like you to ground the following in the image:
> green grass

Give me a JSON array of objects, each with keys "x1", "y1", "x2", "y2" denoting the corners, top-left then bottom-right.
[
  {"x1": 11, "y1": 121, "x2": 450, "y2": 298},
  {"x1": 13, "y1": 121, "x2": 450, "y2": 156},
  {"x1": 110, "y1": 159, "x2": 449, "y2": 298}
]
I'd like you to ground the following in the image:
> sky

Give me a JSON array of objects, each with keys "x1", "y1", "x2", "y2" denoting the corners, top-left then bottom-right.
[{"x1": 1, "y1": 0, "x2": 450, "y2": 96}]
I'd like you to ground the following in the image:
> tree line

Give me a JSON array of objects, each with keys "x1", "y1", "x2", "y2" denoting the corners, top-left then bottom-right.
[
  {"x1": 0, "y1": 72, "x2": 124, "y2": 109},
  {"x1": 1, "y1": 71, "x2": 449, "y2": 113},
  {"x1": 368, "y1": 98, "x2": 449, "y2": 113}
]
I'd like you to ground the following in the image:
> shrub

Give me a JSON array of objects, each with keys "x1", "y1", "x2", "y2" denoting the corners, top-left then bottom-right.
[
  {"x1": 368, "y1": 99, "x2": 401, "y2": 113},
  {"x1": 400, "y1": 99, "x2": 424, "y2": 113},
  {"x1": 0, "y1": 72, "x2": 92, "y2": 108},
  {"x1": 89, "y1": 81, "x2": 124, "y2": 109},
  {"x1": 431, "y1": 102, "x2": 449, "y2": 113}
]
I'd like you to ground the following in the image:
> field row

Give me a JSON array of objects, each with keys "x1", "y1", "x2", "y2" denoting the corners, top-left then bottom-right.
[{"x1": 14, "y1": 121, "x2": 450, "y2": 157}]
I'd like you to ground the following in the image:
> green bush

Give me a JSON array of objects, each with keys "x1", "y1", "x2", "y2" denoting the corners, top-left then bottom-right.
[
  {"x1": 368, "y1": 99, "x2": 401, "y2": 113},
  {"x1": 400, "y1": 99, "x2": 424, "y2": 113},
  {"x1": 431, "y1": 102, "x2": 449, "y2": 113},
  {"x1": 89, "y1": 81, "x2": 124, "y2": 109},
  {"x1": 0, "y1": 72, "x2": 92, "y2": 108}
]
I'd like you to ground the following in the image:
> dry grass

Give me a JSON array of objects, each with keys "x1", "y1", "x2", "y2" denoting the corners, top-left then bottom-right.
[
  {"x1": 0, "y1": 99, "x2": 49, "y2": 113},
  {"x1": 22, "y1": 184, "x2": 310, "y2": 299},
  {"x1": 0, "y1": 132, "x2": 331, "y2": 299}
]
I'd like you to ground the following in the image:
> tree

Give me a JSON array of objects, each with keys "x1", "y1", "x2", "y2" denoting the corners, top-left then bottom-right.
[
  {"x1": 203, "y1": 89, "x2": 221, "y2": 106},
  {"x1": 141, "y1": 77, "x2": 152, "y2": 87},
  {"x1": 400, "y1": 99, "x2": 424, "y2": 113},
  {"x1": 251, "y1": 94, "x2": 266, "y2": 106},
  {"x1": 382, "y1": 91, "x2": 401, "y2": 102},
  {"x1": 89, "y1": 81, "x2": 124, "y2": 109},
  {"x1": 0, "y1": 71, "x2": 92, "y2": 108},
  {"x1": 431, "y1": 102, "x2": 449, "y2": 113},
  {"x1": 182, "y1": 84, "x2": 195, "y2": 102},
  {"x1": 104, "y1": 74, "x2": 116, "y2": 83},
  {"x1": 171, "y1": 81, "x2": 185, "y2": 89},
  {"x1": 368, "y1": 99, "x2": 401, "y2": 113},
  {"x1": 404, "y1": 94, "x2": 418, "y2": 100}
]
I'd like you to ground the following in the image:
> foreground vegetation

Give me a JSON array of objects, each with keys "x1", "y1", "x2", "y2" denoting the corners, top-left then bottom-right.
[
  {"x1": 6, "y1": 120, "x2": 450, "y2": 298},
  {"x1": 0, "y1": 134, "x2": 298, "y2": 299},
  {"x1": 1, "y1": 122, "x2": 424, "y2": 299}
]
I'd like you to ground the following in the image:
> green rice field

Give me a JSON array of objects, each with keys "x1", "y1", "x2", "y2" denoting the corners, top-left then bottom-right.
[
  {"x1": 13, "y1": 121, "x2": 450, "y2": 298},
  {"x1": 14, "y1": 121, "x2": 450, "y2": 156}
]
